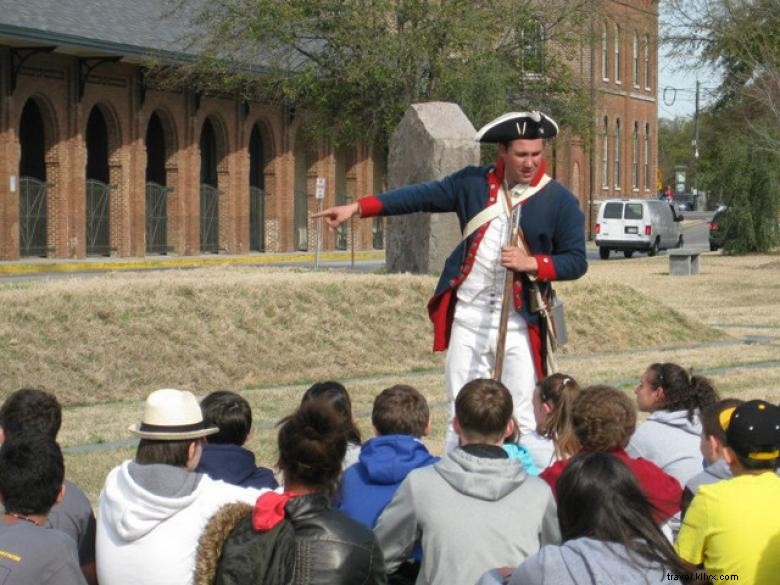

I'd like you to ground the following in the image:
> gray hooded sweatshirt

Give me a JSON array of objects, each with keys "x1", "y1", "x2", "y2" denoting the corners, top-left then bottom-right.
[
  {"x1": 506, "y1": 537, "x2": 670, "y2": 585},
  {"x1": 627, "y1": 409, "x2": 704, "y2": 487},
  {"x1": 374, "y1": 447, "x2": 560, "y2": 585}
]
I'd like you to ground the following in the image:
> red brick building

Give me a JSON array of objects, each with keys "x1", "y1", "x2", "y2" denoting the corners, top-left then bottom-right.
[{"x1": 0, "y1": 0, "x2": 656, "y2": 260}]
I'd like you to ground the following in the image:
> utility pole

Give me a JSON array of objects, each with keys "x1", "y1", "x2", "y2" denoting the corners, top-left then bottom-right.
[{"x1": 692, "y1": 80, "x2": 700, "y2": 209}]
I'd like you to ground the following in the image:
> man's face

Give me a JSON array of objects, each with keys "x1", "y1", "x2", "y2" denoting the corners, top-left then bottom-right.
[{"x1": 498, "y1": 138, "x2": 544, "y2": 186}]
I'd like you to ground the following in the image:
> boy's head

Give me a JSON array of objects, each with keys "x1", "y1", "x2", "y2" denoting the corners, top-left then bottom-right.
[
  {"x1": 572, "y1": 385, "x2": 636, "y2": 452},
  {"x1": 454, "y1": 379, "x2": 513, "y2": 445},
  {"x1": 130, "y1": 389, "x2": 219, "y2": 470},
  {"x1": 371, "y1": 385, "x2": 430, "y2": 438},
  {"x1": 700, "y1": 398, "x2": 743, "y2": 464},
  {"x1": 200, "y1": 390, "x2": 253, "y2": 445},
  {"x1": 0, "y1": 388, "x2": 62, "y2": 443},
  {"x1": 0, "y1": 433, "x2": 64, "y2": 516},
  {"x1": 723, "y1": 400, "x2": 780, "y2": 473}
]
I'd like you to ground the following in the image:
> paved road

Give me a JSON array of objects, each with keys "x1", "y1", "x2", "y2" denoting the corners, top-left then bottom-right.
[
  {"x1": 0, "y1": 211, "x2": 715, "y2": 283},
  {"x1": 587, "y1": 210, "x2": 714, "y2": 262}
]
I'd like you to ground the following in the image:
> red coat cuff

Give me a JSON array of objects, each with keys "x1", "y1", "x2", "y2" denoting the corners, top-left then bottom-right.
[
  {"x1": 357, "y1": 195, "x2": 383, "y2": 218},
  {"x1": 534, "y1": 255, "x2": 557, "y2": 281}
]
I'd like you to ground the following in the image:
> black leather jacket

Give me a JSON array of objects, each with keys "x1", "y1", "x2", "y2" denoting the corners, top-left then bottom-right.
[{"x1": 286, "y1": 493, "x2": 387, "y2": 585}]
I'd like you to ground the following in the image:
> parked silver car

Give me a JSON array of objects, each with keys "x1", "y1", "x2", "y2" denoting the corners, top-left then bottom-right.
[{"x1": 595, "y1": 199, "x2": 684, "y2": 259}]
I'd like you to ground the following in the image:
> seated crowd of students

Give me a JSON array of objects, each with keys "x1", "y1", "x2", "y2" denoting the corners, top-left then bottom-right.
[{"x1": 0, "y1": 362, "x2": 778, "y2": 585}]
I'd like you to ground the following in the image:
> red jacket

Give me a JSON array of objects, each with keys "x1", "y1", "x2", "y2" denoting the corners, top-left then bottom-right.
[{"x1": 539, "y1": 449, "x2": 682, "y2": 523}]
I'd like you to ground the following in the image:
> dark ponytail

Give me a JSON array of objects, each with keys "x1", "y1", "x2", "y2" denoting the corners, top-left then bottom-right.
[{"x1": 648, "y1": 362, "x2": 719, "y2": 420}]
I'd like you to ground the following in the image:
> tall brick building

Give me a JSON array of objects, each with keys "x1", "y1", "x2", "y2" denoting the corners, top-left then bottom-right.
[
  {"x1": 0, "y1": 0, "x2": 657, "y2": 260},
  {"x1": 550, "y1": 0, "x2": 659, "y2": 233}
]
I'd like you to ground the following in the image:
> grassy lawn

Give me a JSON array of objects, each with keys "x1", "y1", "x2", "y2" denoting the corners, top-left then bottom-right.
[{"x1": 2, "y1": 251, "x2": 779, "y2": 504}]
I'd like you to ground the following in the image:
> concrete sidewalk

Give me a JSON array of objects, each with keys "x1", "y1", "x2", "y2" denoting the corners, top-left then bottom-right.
[{"x1": 0, "y1": 249, "x2": 386, "y2": 275}]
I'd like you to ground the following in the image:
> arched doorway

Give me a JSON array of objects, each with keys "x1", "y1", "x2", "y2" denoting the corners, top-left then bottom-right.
[
  {"x1": 292, "y1": 140, "x2": 311, "y2": 251},
  {"x1": 199, "y1": 118, "x2": 219, "y2": 253},
  {"x1": 248, "y1": 125, "x2": 265, "y2": 252},
  {"x1": 334, "y1": 147, "x2": 357, "y2": 250},
  {"x1": 18, "y1": 99, "x2": 48, "y2": 257},
  {"x1": 145, "y1": 112, "x2": 170, "y2": 254},
  {"x1": 85, "y1": 106, "x2": 111, "y2": 255}
]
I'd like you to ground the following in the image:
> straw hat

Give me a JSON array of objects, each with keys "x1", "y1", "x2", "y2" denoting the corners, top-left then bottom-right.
[{"x1": 129, "y1": 389, "x2": 219, "y2": 440}]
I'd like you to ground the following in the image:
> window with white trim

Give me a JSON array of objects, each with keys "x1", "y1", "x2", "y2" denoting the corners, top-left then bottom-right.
[
  {"x1": 614, "y1": 118, "x2": 621, "y2": 188},
  {"x1": 602, "y1": 23, "x2": 609, "y2": 80},
  {"x1": 632, "y1": 122, "x2": 639, "y2": 189},
  {"x1": 644, "y1": 122, "x2": 651, "y2": 190},
  {"x1": 644, "y1": 34, "x2": 651, "y2": 89},
  {"x1": 632, "y1": 33, "x2": 639, "y2": 87},
  {"x1": 614, "y1": 24, "x2": 622, "y2": 83},
  {"x1": 602, "y1": 116, "x2": 609, "y2": 186}
]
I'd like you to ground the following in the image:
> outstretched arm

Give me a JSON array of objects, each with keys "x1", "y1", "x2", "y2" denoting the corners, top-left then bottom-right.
[{"x1": 312, "y1": 202, "x2": 360, "y2": 229}]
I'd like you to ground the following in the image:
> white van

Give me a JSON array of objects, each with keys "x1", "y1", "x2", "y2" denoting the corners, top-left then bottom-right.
[{"x1": 595, "y1": 199, "x2": 684, "y2": 259}]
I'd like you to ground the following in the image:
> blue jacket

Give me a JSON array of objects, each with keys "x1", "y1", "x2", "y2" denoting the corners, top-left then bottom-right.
[
  {"x1": 196, "y1": 443, "x2": 278, "y2": 490},
  {"x1": 338, "y1": 435, "x2": 438, "y2": 529},
  {"x1": 358, "y1": 161, "x2": 587, "y2": 353}
]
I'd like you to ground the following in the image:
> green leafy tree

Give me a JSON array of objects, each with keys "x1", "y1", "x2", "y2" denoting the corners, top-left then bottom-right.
[
  {"x1": 658, "y1": 117, "x2": 696, "y2": 190},
  {"x1": 169, "y1": 0, "x2": 597, "y2": 146},
  {"x1": 664, "y1": 0, "x2": 779, "y2": 252}
]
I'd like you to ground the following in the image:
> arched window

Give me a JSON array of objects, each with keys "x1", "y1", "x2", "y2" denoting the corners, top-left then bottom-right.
[
  {"x1": 614, "y1": 118, "x2": 621, "y2": 188},
  {"x1": 602, "y1": 116, "x2": 609, "y2": 186},
  {"x1": 644, "y1": 123, "x2": 651, "y2": 190},
  {"x1": 601, "y1": 22, "x2": 609, "y2": 80},
  {"x1": 644, "y1": 34, "x2": 651, "y2": 89},
  {"x1": 632, "y1": 33, "x2": 640, "y2": 86},
  {"x1": 614, "y1": 24, "x2": 622, "y2": 83},
  {"x1": 632, "y1": 122, "x2": 639, "y2": 189}
]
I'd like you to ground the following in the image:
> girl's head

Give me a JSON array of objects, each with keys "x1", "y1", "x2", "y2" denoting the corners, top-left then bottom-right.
[
  {"x1": 301, "y1": 381, "x2": 362, "y2": 445},
  {"x1": 635, "y1": 363, "x2": 718, "y2": 419},
  {"x1": 277, "y1": 400, "x2": 347, "y2": 494},
  {"x1": 558, "y1": 452, "x2": 694, "y2": 577},
  {"x1": 533, "y1": 373, "x2": 581, "y2": 458}
]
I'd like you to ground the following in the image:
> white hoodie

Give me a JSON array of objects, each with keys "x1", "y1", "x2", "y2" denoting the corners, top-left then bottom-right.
[{"x1": 96, "y1": 460, "x2": 265, "y2": 585}]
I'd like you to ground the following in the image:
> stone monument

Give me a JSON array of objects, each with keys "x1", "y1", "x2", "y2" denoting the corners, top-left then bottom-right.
[{"x1": 385, "y1": 102, "x2": 480, "y2": 274}]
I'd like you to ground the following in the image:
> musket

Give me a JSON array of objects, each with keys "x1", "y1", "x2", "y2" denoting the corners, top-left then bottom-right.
[{"x1": 492, "y1": 185, "x2": 520, "y2": 381}]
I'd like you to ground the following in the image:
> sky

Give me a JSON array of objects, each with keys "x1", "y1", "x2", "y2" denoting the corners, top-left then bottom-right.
[
  {"x1": 657, "y1": 53, "x2": 720, "y2": 120},
  {"x1": 656, "y1": 0, "x2": 721, "y2": 120}
]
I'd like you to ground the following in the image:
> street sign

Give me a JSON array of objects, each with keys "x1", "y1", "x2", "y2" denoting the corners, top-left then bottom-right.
[{"x1": 315, "y1": 177, "x2": 326, "y2": 200}]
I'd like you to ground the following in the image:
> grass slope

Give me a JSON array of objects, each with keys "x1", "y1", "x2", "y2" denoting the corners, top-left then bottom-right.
[{"x1": 0, "y1": 266, "x2": 722, "y2": 406}]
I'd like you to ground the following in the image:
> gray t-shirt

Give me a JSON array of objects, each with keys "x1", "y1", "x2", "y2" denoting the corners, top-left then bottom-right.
[
  {"x1": 0, "y1": 479, "x2": 95, "y2": 567},
  {"x1": 0, "y1": 520, "x2": 87, "y2": 585},
  {"x1": 47, "y1": 480, "x2": 97, "y2": 566}
]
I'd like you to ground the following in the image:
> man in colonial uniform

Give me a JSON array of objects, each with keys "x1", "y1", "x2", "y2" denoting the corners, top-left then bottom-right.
[{"x1": 316, "y1": 111, "x2": 587, "y2": 450}]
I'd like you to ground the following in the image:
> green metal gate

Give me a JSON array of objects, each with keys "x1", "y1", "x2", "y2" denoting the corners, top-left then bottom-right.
[
  {"x1": 19, "y1": 176, "x2": 49, "y2": 257},
  {"x1": 373, "y1": 218, "x2": 384, "y2": 249},
  {"x1": 200, "y1": 184, "x2": 219, "y2": 253},
  {"x1": 86, "y1": 179, "x2": 111, "y2": 255},
  {"x1": 335, "y1": 191, "x2": 348, "y2": 250},
  {"x1": 146, "y1": 182, "x2": 171, "y2": 254},
  {"x1": 294, "y1": 189, "x2": 308, "y2": 251},
  {"x1": 249, "y1": 186, "x2": 265, "y2": 252}
]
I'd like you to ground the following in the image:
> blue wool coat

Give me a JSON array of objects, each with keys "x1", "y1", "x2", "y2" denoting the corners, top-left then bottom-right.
[{"x1": 359, "y1": 163, "x2": 587, "y2": 352}]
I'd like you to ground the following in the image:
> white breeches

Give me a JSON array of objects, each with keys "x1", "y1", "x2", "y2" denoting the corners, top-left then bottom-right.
[{"x1": 443, "y1": 309, "x2": 537, "y2": 452}]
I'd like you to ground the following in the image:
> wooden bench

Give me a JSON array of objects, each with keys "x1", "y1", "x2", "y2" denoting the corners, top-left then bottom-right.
[{"x1": 669, "y1": 248, "x2": 701, "y2": 276}]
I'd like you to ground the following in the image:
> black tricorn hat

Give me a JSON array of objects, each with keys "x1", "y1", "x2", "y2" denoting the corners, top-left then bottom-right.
[{"x1": 475, "y1": 111, "x2": 558, "y2": 143}]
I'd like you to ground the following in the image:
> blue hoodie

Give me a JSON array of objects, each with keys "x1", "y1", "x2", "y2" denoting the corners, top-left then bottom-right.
[
  {"x1": 196, "y1": 443, "x2": 278, "y2": 490},
  {"x1": 338, "y1": 434, "x2": 438, "y2": 528}
]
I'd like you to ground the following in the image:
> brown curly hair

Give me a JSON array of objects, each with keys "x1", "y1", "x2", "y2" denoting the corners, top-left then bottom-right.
[
  {"x1": 647, "y1": 363, "x2": 719, "y2": 421},
  {"x1": 572, "y1": 385, "x2": 636, "y2": 451}
]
